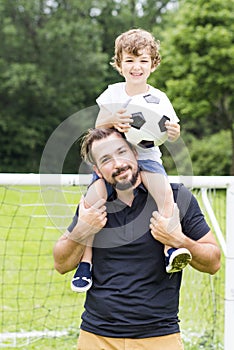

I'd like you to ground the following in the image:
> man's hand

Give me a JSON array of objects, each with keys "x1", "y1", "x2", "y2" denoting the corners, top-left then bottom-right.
[
  {"x1": 150, "y1": 204, "x2": 221, "y2": 274},
  {"x1": 150, "y1": 204, "x2": 185, "y2": 248},
  {"x1": 67, "y1": 196, "x2": 107, "y2": 243}
]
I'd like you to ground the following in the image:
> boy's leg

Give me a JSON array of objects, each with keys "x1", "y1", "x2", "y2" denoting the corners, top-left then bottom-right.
[
  {"x1": 71, "y1": 241, "x2": 93, "y2": 293},
  {"x1": 140, "y1": 170, "x2": 174, "y2": 218},
  {"x1": 81, "y1": 238, "x2": 93, "y2": 263},
  {"x1": 84, "y1": 178, "x2": 108, "y2": 208},
  {"x1": 141, "y1": 171, "x2": 191, "y2": 273},
  {"x1": 71, "y1": 178, "x2": 107, "y2": 292}
]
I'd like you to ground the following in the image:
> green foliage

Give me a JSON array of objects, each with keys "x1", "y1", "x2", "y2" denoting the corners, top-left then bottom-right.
[
  {"x1": 163, "y1": 130, "x2": 231, "y2": 176},
  {"x1": 0, "y1": 0, "x2": 107, "y2": 172},
  {"x1": 150, "y1": 0, "x2": 234, "y2": 174},
  {"x1": 189, "y1": 130, "x2": 232, "y2": 175},
  {"x1": 0, "y1": 0, "x2": 233, "y2": 174}
]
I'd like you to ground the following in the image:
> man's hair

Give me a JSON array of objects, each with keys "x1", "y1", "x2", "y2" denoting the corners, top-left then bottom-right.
[
  {"x1": 81, "y1": 128, "x2": 125, "y2": 165},
  {"x1": 110, "y1": 28, "x2": 161, "y2": 73}
]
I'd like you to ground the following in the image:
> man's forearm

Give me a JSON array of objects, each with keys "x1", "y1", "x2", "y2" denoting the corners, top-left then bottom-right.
[
  {"x1": 53, "y1": 199, "x2": 107, "y2": 274},
  {"x1": 182, "y1": 232, "x2": 221, "y2": 275},
  {"x1": 150, "y1": 208, "x2": 221, "y2": 275},
  {"x1": 53, "y1": 231, "x2": 85, "y2": 274}
]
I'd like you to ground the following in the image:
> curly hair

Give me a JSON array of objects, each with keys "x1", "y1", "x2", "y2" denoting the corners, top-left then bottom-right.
[{"x1": 110, "y1": 28, "x2": 161, "y2": 74}]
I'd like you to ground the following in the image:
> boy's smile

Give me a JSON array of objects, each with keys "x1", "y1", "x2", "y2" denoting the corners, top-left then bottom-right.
[{"x1": 120, "y1": 49, "x2": 156, "y2": 93}]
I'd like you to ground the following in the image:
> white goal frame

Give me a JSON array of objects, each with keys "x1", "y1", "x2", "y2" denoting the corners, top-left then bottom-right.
[{"x1": 0, "y1": 174, "x2": 233, "y2": 350}]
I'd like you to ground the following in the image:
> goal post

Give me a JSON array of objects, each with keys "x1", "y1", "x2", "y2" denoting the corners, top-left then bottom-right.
[
  {"x1": 0, "y1": 174, "x2": 233, "y2": 349},
  {"x1": 225, "y1": 180, "x2": 234, "y2": 350}
]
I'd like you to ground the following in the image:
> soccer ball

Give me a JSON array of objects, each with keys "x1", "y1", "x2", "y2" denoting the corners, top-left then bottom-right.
[{"x1": 124, "y1": 94, "x2": 171, "y2": 147}]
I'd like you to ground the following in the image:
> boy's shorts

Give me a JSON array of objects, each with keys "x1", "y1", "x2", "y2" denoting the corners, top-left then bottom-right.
[{"x1": 138, "y1": 159, "x2": 167, "y2": 176}]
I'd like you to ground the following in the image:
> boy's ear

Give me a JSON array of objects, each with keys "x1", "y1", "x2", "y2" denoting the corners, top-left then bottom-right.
[
  {"x1": 151, "y1": 65, "x2": 156, "y2": 73},
  {"x1": 93, "y1": 165, "x2": 103, "y2": 179}
]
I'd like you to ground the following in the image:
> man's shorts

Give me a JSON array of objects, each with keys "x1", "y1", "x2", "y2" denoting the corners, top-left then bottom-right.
[{"x1": 77, "y1": 330, "x2": 184, "y2": 350}]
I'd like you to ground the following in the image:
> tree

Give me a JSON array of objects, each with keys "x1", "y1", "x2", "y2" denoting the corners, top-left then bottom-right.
[
  {"x1": 93, "y1": 0, "x2": 179, "y2": 85},
  {"x1": 0, "y1": 0, "x2": 107, "y2": 172},
  {"x1": 151, "y1": 0, "x2": 234, "y2": 174},
  {"x1": 3, "y1": 0, "x2": 232, "y2": 175},
  {"x1": 189, "y1": 130, "x2": 232, "y2": 175}
]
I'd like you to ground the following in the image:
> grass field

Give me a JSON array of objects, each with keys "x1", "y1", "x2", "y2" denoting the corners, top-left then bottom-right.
[{"x1": 0, "y1": 185, "x2": 225, "y2": 349}]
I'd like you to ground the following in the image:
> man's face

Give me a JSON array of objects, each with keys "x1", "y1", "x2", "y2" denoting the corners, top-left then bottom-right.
[{"x1": 92, "y1": 134, "x2": 140, "y2": 190}]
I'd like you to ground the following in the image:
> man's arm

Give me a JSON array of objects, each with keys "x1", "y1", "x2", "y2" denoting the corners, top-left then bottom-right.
[
  {"x1": 150, "y1": 205, "x2": 221, "y2": 275},
  {"x1": 53, "y1": 231, "x2": 85, "y2": 274},
  {"x1": 53, "y1": 197, "x2": 107, "y2": 274},
  {"x1": 178, "y1": 230, "x2": 221, "y2": 274}
]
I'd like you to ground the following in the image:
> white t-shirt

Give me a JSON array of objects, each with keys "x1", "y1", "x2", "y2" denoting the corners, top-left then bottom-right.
[{"x1": 96, "y1": 82, "x2": 179, "y2": 164}]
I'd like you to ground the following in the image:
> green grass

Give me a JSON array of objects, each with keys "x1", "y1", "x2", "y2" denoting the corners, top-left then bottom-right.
[
  {"x1": 180, "y1": 189, "x2": 225, "y2": 349},
  {"x1": 0, "y1": 185, "x2": 85, "y2": 349},
  {"x1": 0, "y1": 185, "x2": 225, "y2": 349}
]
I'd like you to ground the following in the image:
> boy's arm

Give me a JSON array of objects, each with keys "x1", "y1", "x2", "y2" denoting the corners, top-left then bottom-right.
[
  {"x1": 53, "y1": 197, "x2": 107, "y2": 274},
  {"x1": 95, "y1": 105, "x2": 115, "y2": 128},
  {"x1": 95, "y1": 105, "x2": 133, "y2": 132}
]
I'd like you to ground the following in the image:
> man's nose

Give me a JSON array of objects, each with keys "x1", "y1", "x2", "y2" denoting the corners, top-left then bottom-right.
[{"x1": 113, "y1": 156, "x2": 124, "y2": 166}]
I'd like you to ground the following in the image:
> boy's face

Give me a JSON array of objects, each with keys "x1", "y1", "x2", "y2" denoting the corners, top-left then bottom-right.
[{"x1": 120, "y1": 49, "x2": 156, "y2": 86}]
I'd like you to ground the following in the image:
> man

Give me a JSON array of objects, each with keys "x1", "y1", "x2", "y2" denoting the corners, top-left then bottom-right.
[{"x1": 53, "y1": 128, "x2": 221, "y2": 350}]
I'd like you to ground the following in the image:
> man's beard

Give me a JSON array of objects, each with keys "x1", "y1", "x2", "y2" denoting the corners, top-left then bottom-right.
[{"x1": 111, "y1": 165, "x2": 140, "y2": 191}]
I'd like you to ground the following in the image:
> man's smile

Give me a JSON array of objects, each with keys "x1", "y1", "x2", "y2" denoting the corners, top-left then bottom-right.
[{"x1": 112, "y1": 165, "x2": 131, "y2": 179}]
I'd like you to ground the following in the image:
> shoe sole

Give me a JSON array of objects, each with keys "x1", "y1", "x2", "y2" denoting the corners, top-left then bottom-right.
[
  {"x1": 70, "y1": 280, "x2": 92, "y2": 293},
  {"x1": 166, "y1": 248, "x2": 192, "y2": 273}
]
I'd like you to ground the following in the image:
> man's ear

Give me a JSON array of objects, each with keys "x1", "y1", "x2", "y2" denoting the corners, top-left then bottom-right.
[
  {"x1": 93, "y1": 165, "x2": 103, "y2": 178},
  {"x1": 133, "y1": 147, "x2": 138, "y2": 160}
]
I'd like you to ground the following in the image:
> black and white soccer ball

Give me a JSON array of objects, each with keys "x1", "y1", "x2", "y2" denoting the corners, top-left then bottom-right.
[{"x1": 124, "y1": 94, "x2": 171, "y2": 147}]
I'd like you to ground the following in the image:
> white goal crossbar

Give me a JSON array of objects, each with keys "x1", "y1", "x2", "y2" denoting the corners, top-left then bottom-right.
[
  {"x1": 0, "y1": 173, "x2": 232, "y2": 188},
  {"x1": 0, "y1": 174, "x2": 234, "y2": 350}
]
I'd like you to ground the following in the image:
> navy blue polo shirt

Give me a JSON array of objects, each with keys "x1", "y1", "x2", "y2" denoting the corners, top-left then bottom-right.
[{"x1": 68, "y1": 183, "x2": 210, "y2": 338}]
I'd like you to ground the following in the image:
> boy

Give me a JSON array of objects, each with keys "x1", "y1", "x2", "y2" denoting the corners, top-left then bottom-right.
[{"x1": 71, "y1": 29, "x2": 192, "y2": 292}]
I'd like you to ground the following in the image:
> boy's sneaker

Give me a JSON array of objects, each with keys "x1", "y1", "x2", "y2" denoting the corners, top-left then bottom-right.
[
  {"x1": 71, "y1": 262, "x2": 92, "y2": 293},
  {"x1": 165, "y1": 248, "x2": 192, "y2": 273}
]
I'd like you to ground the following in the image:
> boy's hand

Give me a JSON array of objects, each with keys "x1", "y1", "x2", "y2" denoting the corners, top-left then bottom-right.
[
  {"x1": 113, "y1": 108, "x2": 133, "y2": 133},
  {"x1": 165, "y1": 121, "x2": 180, "y2": 141}
]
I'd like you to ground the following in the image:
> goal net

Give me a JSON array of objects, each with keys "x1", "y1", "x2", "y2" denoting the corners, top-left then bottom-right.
[{"x1": 0, "y1": 174, "x2": 233, "y2": 349}]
